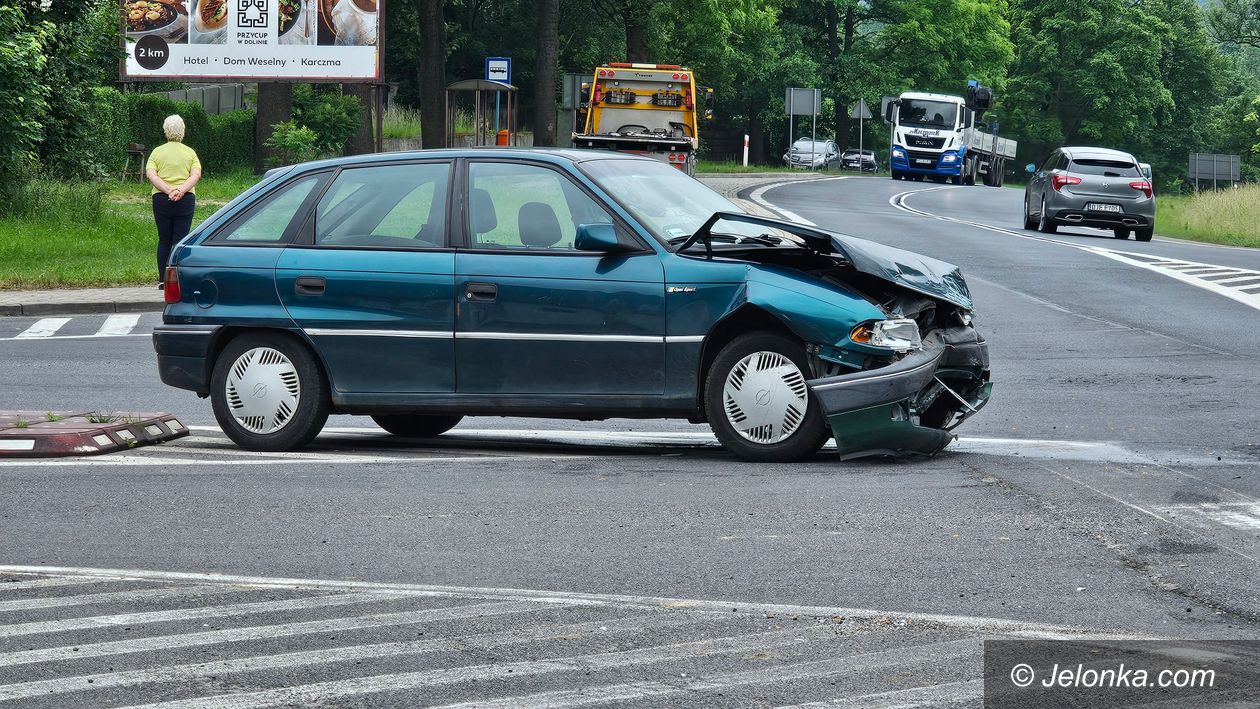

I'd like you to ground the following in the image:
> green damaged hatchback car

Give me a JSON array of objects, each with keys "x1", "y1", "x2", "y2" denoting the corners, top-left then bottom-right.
[{"x1": 154, "y1": 149, "x2": 992, "y2": 462}]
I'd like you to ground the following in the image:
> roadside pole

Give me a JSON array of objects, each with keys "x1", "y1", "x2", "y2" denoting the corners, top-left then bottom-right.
[{"x1": 742, "y1": 134, "x2": 749, "y2": 167}]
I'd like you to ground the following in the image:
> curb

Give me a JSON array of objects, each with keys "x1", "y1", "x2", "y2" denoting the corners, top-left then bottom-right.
[
  {"x1": 0, "y1": 300, "x2": 163, "y2": 317},
  {"x1": 0, "y1": 411, "x2": 188, "y2": 458}
]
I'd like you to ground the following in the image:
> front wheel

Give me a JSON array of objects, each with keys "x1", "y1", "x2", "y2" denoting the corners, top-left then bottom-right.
[
  {"x1": 372, "y1": 414, "x2": 464, "y2": 438},
  {"x1": 704, "y1": 333, "x2": 830, "y2": 462},
  {"x1": 210, "y1": 332, "x2": 330, "y2": 451},
  {"x1": 1023, "y1": 196, "x2": 1038, "y2": 230}
]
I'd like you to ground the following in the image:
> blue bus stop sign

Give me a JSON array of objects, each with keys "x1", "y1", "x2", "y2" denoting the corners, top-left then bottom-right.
[{"x1": 485, "y1": 57, "x2": 511, "y2": 84}]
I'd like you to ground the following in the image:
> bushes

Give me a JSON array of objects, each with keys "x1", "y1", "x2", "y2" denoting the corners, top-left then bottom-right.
[
  {"x1": 293, "y1": 84, "x2": 362, "y2": 155},
  {"x1": 0, "y1": 6, "x2": 51, "y2": 210},
  {"x1": 82, "y1": 87, "x2": 130, "y2": 175},
  {"x1": 264, "y1": 121, "x2": 321, "y2": 168},
  {"x1": 123, "y1": 93, "x2": 254, "y2": 173},
  {"x1": 205, "y1": 110, "x2": 256, "y2": 172}
]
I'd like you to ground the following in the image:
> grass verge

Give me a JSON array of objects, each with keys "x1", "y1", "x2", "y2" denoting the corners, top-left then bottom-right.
[
  {"x1": 0, "y1": 170, "x2": 259, "y2": 290},
  {"x1": 1155, "y1": 185, "x2": 1260, "y2": 248}
]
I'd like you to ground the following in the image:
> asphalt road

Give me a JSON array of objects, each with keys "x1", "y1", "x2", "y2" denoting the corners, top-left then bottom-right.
[{"x1": 0, "y1": 176, "x2": 1256, "y2": 707}]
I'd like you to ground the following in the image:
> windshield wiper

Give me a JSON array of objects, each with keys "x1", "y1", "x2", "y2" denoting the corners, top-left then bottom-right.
[{"x1": 667, "y1": 232, "x2": 782, "y2": 247}]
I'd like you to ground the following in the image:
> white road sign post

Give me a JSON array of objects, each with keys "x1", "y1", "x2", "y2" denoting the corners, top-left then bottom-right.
[{"x1": 786, "y1": 88, "x2": 822, "y2": 170}]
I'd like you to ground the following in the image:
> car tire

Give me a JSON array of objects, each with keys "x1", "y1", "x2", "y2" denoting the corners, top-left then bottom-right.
[
  {"x1": 950, "y1": 174, "x2": 962, "y2": 185},
  {"x1": 1037, "y1": 198, "x2": 1057, "y2": 234},
  {"x1": 1135, "y1": 227, "x2": 1154, "y2": 242},
  {"x1": 210, "y1": 331, "x2": 330, "y2": 451},
  {"x1": 372, "y1": 414, "x2": 464, "y2": 438},
  {"x1": 704, "y1": 332, "x2": 830, "y2": 463},
  {"x1": 1022, "y1": 196, "x2": 1038, "y2": 230},
  {"x1": 1112, "y1": 228, "x2": 1131, "y2": 240}
]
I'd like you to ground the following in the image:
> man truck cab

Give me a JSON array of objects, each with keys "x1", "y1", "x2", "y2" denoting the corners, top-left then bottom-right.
[{"x1": 885, "y1": 86, "x2": 1016, "y2": 186}]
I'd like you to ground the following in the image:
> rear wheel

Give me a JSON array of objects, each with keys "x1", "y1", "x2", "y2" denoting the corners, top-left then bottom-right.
[
  {"x1": 372, "y1": 414, "x2": 464, "y2": 438},
  {"x1": 704, "y1": 333, "x2": 830, "y2": 463},
  {"x1": 1135, "y1": 227, "x2": 1154, "y2": 242},
  {"x1": 1037, "y1": 197, "x2": 1057, "y2": 234},
  {"x1": 210, "y1": 332, "x2": 330, "y2": 451},
  {"x1": 1112, "y1": 228, "x2": 1131, "y2": 240},
  {"x1": 950, "y1": 174, "x2": 962, "y2": 185}
]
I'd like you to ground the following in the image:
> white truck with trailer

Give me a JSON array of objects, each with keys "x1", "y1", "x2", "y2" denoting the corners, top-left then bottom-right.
[{"x1": 884, "y1": 84, "x2": 1016, "y2": 186}]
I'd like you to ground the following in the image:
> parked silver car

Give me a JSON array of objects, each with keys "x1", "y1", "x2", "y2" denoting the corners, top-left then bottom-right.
[
  {"x1": 783, "y1": 139, "x2": 838, "y2": 169},
  {"x1": 1023, "y1": 147, "x2": 1155, "y2": 241},
  {"x1": 841, "y1": 148, "x2": 878, "y2": 172}
]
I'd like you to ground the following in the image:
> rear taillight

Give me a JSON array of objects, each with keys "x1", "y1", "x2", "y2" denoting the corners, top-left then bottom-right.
[
  {"x1": 163, "y1": 266, "x2": 180, "y2": 304},
  {"x1": 1129, "y1": 180, "x2": 1153, "y2": 198},
  {"x1": 1051, "y1": 173, "x2": 1082, "y2": 191}
]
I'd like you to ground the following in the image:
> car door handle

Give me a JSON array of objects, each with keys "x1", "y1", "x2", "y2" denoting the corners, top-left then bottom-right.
[
  {"x1": 465, "y1": 282, "x2": 497, "y2": 302},
  {"x1": 295, "y1": 276, "x2": 326, "y2": 296}
]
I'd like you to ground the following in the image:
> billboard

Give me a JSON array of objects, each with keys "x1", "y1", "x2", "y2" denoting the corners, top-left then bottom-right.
[{"x1": 121, "y1": 0, "x2": 381, "y2": 82}]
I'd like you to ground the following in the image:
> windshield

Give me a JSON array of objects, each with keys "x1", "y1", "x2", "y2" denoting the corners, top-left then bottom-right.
[
  {"x1": 580, "y1": 159, "x2": 787, "y2": 246},
  {"x1": 791, "y1": 140, "x2": 825, "y2": 151},
  {"x1": 899, "y1": 99, "x2": 959, "y2": 129}
]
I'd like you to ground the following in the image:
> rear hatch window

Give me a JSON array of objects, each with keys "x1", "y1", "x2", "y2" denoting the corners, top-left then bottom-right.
[{"x1": 1069, "y1": 159, "x2": 1140, "y2": 177}]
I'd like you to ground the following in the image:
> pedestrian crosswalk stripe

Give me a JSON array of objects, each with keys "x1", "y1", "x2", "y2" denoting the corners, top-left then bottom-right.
[
  {"x1": 0, "y1": 584, "x2": 223, "y2": 613},
  {"x1": 0, "y1": 599, "x2": 552, "y2": 668},
  {"x1": 775, "y1": 679, "x2": 983, "y2": 708},
  {"x1": 116, "y1": 626, "x2": 840, "y2": 709},
  {"x1": 0, "y1": 592, "x2": 394, "y2": 639},
  {"x1": 14, "y1": 317, "x2": 71, "y2": 339},
  {"x1": 0, "y1": 611, "x2": 695, "y2": 702},
  {"x1": 427, "y1": 639, "x2": 978, "y2": 709},
  {"x1": 95, "y1": 313, "x2": 141, "y2": 336}
]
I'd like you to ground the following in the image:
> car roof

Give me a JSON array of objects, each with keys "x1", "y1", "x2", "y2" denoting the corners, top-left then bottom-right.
[
  {"x1": 1060, "y1": 146, "x2": 1137, "y2": 163},
  {"x1": 279, "y1": 147, "x2": 658, "y2": 175}
]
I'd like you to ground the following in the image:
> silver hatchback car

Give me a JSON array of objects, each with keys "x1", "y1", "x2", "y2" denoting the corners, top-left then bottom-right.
[{"x1": 1023, "y1": 147, "x2": 1155, "y2": 241}]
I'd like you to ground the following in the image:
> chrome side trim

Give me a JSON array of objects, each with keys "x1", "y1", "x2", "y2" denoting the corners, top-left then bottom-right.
[
  {"x1": 304, "y1": 329, "x2": 454, "y2": 339},
  {"x1": 664, "y1": 335, "x2": 705, "y2": 343},
  {"x1": 455, "y1": 332, "x2": 660, "y2": 343}
]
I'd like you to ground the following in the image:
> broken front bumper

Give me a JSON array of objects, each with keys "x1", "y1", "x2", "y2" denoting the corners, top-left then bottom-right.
[{"x1": 807, "y1": 325, "x2": 992, "y2": 459}]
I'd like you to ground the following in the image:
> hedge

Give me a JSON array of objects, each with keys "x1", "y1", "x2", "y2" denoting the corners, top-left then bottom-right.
[
  {"x1": 83, "y1": 87, "x2": 130, "y2": 175},
  {"x1": 121, "y1": 93, "x2": 255, "y2": 173},
  {"x1": 205, "y1": 110, "x2": 255, "y2": 172}
]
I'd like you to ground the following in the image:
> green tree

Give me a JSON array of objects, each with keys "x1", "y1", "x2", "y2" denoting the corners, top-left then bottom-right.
[
  {"x1": 1209, "y1": 0, "x2": 1260, "y2": 49},
  {"x1": 0, "y1": 5, "x2": 50, "y2": 203}
]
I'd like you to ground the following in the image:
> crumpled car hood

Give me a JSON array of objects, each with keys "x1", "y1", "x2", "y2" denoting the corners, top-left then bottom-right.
[{"x1": 826, "y1": 233, "x2": 974, "y2": 310}]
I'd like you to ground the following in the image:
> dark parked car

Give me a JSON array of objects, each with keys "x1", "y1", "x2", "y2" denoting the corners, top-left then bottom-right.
[
  {"x1": 1023, "y1": 147, "x2": 1155, "y2": 241},
  {"x1": 154, "y1": 150, "x2": 992, "y2": 462},
  {"x1": 841, "y1": 149, "x2": 877, "y2": 172}
]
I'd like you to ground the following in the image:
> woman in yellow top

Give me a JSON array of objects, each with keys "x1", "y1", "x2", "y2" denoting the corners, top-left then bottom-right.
[{"x1": 146, "y1": 114, "x2": 203, "y2": 287}]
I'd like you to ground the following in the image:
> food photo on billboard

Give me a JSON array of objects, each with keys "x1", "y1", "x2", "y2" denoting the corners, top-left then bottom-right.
[
  {"x1": 123, "y1": 0, "x2": 188, "y2": 44},
  {"x1": 317, "y1": 0, "x2": 376, "y2": 46}
]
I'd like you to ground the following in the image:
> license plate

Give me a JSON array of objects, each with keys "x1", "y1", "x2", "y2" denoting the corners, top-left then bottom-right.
[
  {"x1": 1086, "y1": 203, "x2": 1122, "y2": 213},
  {"x1": 914, "y1": 158, "x2": 933, "y2": 165}
]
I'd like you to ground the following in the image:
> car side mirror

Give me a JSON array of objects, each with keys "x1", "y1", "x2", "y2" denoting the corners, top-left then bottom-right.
[
  {"x1": 1025, "y1": 163, "x2": 1036, "y2": 174},
  {"x1": 575, "y1": 223, "x2": 629, "y2": 253}
]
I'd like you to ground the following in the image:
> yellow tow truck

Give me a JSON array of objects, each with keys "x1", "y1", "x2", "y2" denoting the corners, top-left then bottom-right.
[{"x1": 574, "y1": 62, "x2": 713, "y2": 176}]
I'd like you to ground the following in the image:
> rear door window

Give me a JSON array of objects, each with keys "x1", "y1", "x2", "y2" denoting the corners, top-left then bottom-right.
[
  {"x1": 1068, "y1": 159, "x2": 1141, "y2": 177},
  {"x1": 213, "y1": 175, "x2": 322, "y2": 244},
  {"x1": 315, "y1": 163, "x2": 451, "y2": 249}
]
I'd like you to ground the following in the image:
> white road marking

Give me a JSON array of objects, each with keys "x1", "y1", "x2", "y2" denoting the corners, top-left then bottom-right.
[
  {"x1": 776, "y1": 679, "x2": 982, "y2": 708},
  {"x1": 428, "y1": 639, "x2": 978, "y2": 709},
  {"x1": 1160, "y1": 502, "x2": 1260, "y2": 532},
  {"x1": 748, "y1": 176, "x2": 851, "y2": 225},
  {"x1": 0, "y1": 609, "x2": 673, "y2": 700},
  {"x1": 95, "y1": 313, "x2": 141, "y2": 337},
  {"x1": 0, "y1": 592, "x2": 400, "y2": 639},
  {"x1": 887, "y1": 186, "x2": 1260, "y2": 313},
  {"x1": 0, "y1": 584, "x2": 221, "y2": 613},
  {"x1": 113, "y1": 626, "x2": 834, "y2": 709},
  {"x1": 0, "y1": 565, "x2": 1151, "y2": 639},
  {"x1": 0, "y1": 577, "x2": 105, "y2": 592},
  {"x1": 13, "y1": 317, "x2": 71, "y2": 339},
  {"x1": 0, "y1": 452, "x2": 588, "y2": 468},
  {"x1": 0, "y1": 600, "x2": 549, "y2": 669}
]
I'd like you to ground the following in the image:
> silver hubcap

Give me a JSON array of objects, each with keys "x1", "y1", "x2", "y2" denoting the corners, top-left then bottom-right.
[
  {"x1": 722, "y1": 351, "x2": 809, "y2": 445},
  {"x1": 225, "y1": 347, "x2": 300, "y2": 434}
]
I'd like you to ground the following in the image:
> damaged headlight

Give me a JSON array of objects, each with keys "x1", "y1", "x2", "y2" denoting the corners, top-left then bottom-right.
[{"x1": 850, "y1": 318, "x2": 922, "y2": 352}]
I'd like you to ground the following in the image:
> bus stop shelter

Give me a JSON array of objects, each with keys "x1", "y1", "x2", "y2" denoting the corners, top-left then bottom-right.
[{"x1": 445, "y1": 79, "x2": 519, "y2": 147}]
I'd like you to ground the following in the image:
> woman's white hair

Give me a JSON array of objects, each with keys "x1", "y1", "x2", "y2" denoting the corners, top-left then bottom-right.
[{"x1": 163, "y1": 114, "x2": 186, "y2": 142}]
